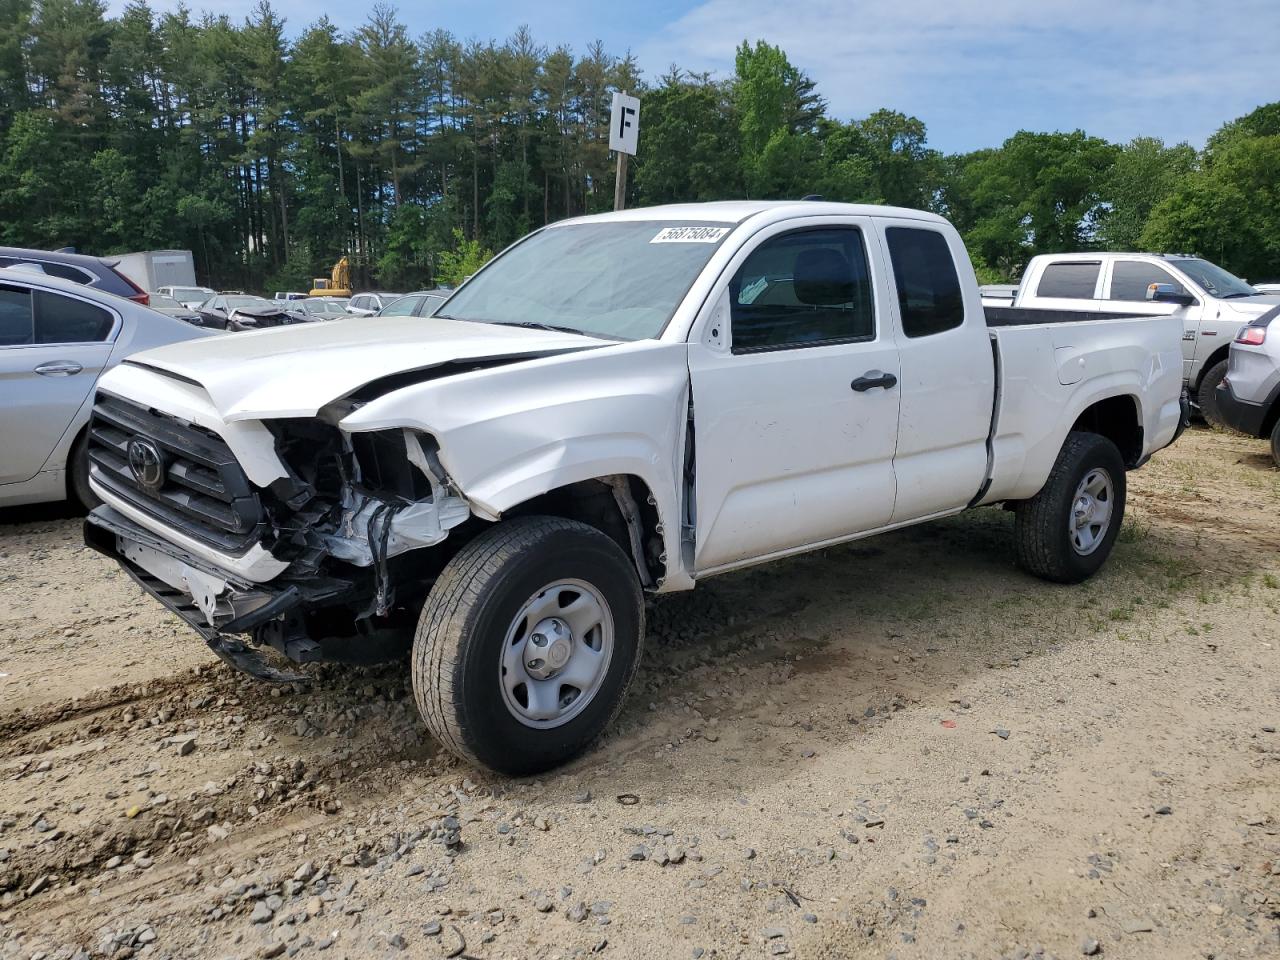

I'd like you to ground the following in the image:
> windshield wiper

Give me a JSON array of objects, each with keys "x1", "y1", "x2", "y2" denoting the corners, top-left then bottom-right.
[
  {"x1": 1222, "y1": 292, "x2": 1253, "y2": 299},
  {"x1": 496, "y1": 320, "x2": 602, "y2": 337}
]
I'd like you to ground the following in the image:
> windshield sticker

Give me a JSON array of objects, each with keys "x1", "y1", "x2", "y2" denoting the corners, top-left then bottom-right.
[{"x1": 650, "y1": 226, "x2": 730, "y2": 244}]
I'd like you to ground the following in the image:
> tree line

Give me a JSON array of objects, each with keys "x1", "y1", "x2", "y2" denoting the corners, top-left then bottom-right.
[{"x1": 2, "y1": 0, "x2": 1278, "y2": 292}]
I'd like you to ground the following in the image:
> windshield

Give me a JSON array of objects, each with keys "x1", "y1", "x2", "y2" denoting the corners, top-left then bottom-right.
[
  {"x1": 171, "y1": 287, "x2": 210, "y2": 300},
  {"x1": 1170, "y1": 258, "x2": 1256, "y2": 298},
  {"x1": 150, "y1": 295, "x2": 181, "y2": 309},
  {"x1": 440, "y1": 221, "x2": 734, "y2": 340}
]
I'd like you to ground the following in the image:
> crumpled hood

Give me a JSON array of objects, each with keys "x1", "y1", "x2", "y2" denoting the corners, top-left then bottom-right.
[{"x1": 124, "y1": 315, "x2": 605, "y2": 421}]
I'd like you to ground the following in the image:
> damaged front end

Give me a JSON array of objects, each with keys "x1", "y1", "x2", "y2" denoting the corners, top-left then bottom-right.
[{"x1": 85, "y1": 400, "x2": 473, "y2": 681}]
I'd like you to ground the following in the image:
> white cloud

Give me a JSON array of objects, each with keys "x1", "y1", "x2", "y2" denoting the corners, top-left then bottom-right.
[{"x1": 637, "y1": 0, "x2": 1278, "y2": 150}]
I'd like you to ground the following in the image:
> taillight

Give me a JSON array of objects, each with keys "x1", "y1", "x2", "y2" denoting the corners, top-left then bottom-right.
[
  {"x1": 1236, "y1": 326, "x2": 1266, "y2": 346},
  {"x1": 117, "y1": 271, "x2": 150, "y2": 306}
]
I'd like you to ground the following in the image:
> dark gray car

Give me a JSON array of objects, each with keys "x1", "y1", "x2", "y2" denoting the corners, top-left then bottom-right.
[{"x1": 0, "y1": 246, "x2": 151, "y2": 305}]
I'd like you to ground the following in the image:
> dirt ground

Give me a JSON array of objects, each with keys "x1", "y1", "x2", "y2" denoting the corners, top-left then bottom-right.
[{"x1": 0, "y1": 426, "x2": 1277, "y2": 960}]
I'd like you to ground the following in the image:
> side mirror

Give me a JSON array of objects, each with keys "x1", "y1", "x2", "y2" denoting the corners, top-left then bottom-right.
[{"x1": 1146, "y1": 282, "x2": 1195, "y2": 306}]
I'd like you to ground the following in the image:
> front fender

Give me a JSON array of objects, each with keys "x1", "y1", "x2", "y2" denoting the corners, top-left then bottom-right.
[{"x1": 339, "y1": 340, "x2": 692, "y2": 586}]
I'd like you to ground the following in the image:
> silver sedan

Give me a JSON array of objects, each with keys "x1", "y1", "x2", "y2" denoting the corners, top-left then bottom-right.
[{"x1": 0, "y1": 269, "x2": 211, "y2": 509}]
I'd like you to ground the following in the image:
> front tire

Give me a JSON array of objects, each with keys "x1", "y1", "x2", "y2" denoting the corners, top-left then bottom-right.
[
  {"x1": 68, "y1": 430, "x2": 100, "y2": 511},
  {"x1": 1014, "y1": 432, "x2": 1126, "y2": 584},
  {"x1": 1197, "y1": 359, "x2": 1229, "y2": 428},
  {"x1": 412, "y1": 516, "x2": 645, "y2": 776}
]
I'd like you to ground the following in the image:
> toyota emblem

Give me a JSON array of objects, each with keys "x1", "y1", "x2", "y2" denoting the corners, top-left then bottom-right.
[{"x1": 126, "y1": 437, "x2": 167, "y2": 492}]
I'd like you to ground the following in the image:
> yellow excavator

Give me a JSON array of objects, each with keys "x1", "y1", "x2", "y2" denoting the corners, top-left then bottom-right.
[{"x1": 309, "y1": 256, "x2": 352, "y2": 297}]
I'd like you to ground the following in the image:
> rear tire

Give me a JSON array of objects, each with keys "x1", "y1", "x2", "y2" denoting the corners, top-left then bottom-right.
[
  {"x1": 1197, "y1": 359, "x2": 1229, "y2": 428},
  {"x1": 1270, "y1": 417, "x2": 1280, "y2": 468},
  {"x1": 1014, "y1": 431, "x2": 1126, "y2": 584},
  {"x1": 68, "y1": 430, "x2": 100, "y2": 512},
  {"x1": 412, "y1": 516, "x2": 645, "y2": 776}
]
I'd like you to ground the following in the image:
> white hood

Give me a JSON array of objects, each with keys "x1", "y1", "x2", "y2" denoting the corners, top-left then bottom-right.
[
  {"x1": 123, "y1": 315, "x2": 605, "y2": 421},
  {"x1": 1222, "y1": 296, "x2": 1280, "y2": 320}
]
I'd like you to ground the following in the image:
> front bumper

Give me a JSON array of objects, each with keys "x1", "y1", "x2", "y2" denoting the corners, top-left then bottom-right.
[
  {"x1": 85, "y1": 507, "x2": 359, "y2": 681},
  {"x1": 1215, "y1": 381, "x2": 1268, "y2": 438}
]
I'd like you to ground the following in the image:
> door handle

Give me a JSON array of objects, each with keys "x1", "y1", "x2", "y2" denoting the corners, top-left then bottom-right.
[
  {"x1": 34, "y1": 360, "x2": 83, "y2": 377},
  {"x1": 850, "y1": 371, "x2": 897, "y2": 392}
]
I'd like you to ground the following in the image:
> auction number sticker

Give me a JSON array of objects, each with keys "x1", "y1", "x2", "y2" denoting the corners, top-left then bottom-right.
[{"x1": 651, "y1": 226, "x2": 730, "y2": 243}]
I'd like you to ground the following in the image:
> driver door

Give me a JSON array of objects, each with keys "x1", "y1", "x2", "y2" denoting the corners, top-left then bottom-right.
[{"x1": 688, "y1": 220, "x2": 900, "y2": 573}]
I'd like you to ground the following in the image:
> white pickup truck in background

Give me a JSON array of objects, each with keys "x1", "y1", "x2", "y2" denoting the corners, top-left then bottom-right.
[
  {"x1": 985, "y1": 252, "x2": 1280, "y2": 425},
  {"x1": 83, "y1": 201, "x2": 1185, "y2": 774}
]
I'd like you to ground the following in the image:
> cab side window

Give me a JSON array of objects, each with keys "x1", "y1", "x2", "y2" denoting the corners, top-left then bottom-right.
[
  {"x1": 0, "y1": 284, "x2": 34, "y2": 345},
  {"x1": 1037, "y1": 261, "x2": 1101, "y2": 299},
  {"x1": 34, "y1": 291, "x2": 114, "y2": 343},
  {"x1": 1108, "y1": 261, "x2": 1188, "y2": 301},
  {"x1": 729, "y1": 228, "x2": 875, "y2": 353},
  {"x1": 885, "y1": 227, "x2": 964, "y2": 337}
]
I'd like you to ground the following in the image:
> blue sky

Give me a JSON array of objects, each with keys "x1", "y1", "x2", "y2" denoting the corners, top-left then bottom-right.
[{"x1": 114, "y1": 0, "x2": 1278, "y2": 154}]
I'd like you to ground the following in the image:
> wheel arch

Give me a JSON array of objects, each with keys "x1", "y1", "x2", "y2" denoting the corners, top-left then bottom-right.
[
  {"x1": 1070, "y1": 394, "x2": 1144, "y2": 468},
  {"x1": 502, "y1": 474, "x2": 667, "y2": 589},
  {"x1": 1192, "y1": 344, "x2": 1230, "y2": 391}
]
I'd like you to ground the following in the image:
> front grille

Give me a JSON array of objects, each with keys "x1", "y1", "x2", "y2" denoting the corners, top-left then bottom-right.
[{"x1": 88, "y1": 394, "x2": 264, "y2": 552}]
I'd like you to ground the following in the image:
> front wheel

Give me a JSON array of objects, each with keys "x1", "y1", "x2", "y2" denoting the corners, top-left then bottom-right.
[
  {"x1": 1014, "y1": 431, "x2": 1126, "y2": 584},
  {"x1": 412, "y1": 516, "x2": 645, "y2": 775},
  {"x1": 1197, "y1": 359, "x2": 1229, "y2": 428}
]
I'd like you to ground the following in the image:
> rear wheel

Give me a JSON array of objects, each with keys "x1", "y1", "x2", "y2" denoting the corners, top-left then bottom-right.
[
  {"x1": 1270, "y1": 417, "x2": 1280, "y2": 468},
  {"x1": 67, "y1": 430, "x2": 100, "y2": 511},
  {"x1": 1197, "y1": 359, "x2": 1229, "y2": 428},
  {"x1": 412, "y1": 516, "x2": 645, "y2": 775},
  {"x1": 1014, "y1": 431, "x2": 1126, "y2": 584}
]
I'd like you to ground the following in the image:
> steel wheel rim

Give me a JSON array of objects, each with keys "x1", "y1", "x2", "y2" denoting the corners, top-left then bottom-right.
[
  {"x1": 1069, "y1": 467, "x2": 1114, "y2": 556},
  {"x1": 498, "y1": 578, "x2": 614, "y2": 729}
]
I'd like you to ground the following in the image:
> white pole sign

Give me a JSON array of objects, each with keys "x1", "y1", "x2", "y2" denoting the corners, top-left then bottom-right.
[{"x1": 609, "y1": 92, "x2": 640, "y2": 156}]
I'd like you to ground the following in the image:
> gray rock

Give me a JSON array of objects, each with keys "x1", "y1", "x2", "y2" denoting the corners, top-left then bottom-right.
[
  {"x1": 992, "y1": 728, "x2": 1011, "y2": 740},
  {"x1": 250, "y1": 901, "x2": 274, "y2": 924},
  {"x1": 567, "y1": 902, "x2": 588, "y2": 923},
  {"x1": 1154, "y1": 805, "x2": 1172, "y2": 816},
  {"x1": 1081, "y1": 937, "x2": 1101, "y2": 955},
  {"x1": 573, "y1": 790, "x2": 592, "y2": 803}
]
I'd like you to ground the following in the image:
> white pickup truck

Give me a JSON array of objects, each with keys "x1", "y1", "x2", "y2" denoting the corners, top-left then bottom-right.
[
  {"x1": 84, "y1": 201, "x2": 1186, "y2": 774},
  {"x1": 987, "y1": 252, "x2": 1280, "y2": 425}
]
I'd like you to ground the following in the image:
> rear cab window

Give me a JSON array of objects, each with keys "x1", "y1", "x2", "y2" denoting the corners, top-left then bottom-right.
[
  {"x1": 1036, "y1": 261, "x2": 1101, "y2": 299},
  {"x1": 885, "y1": 227, "x2": 964, "y2": 337}
]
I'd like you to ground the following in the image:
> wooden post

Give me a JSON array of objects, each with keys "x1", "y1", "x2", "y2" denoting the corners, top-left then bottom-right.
[{"x1": 613, "y1": 151, "x2": 628, "y2": 211}]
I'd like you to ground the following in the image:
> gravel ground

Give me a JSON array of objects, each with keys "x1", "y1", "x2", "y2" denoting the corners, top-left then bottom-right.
[{"x1": 0, "y1": 426, "x2": 1277, "y2": 960}]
